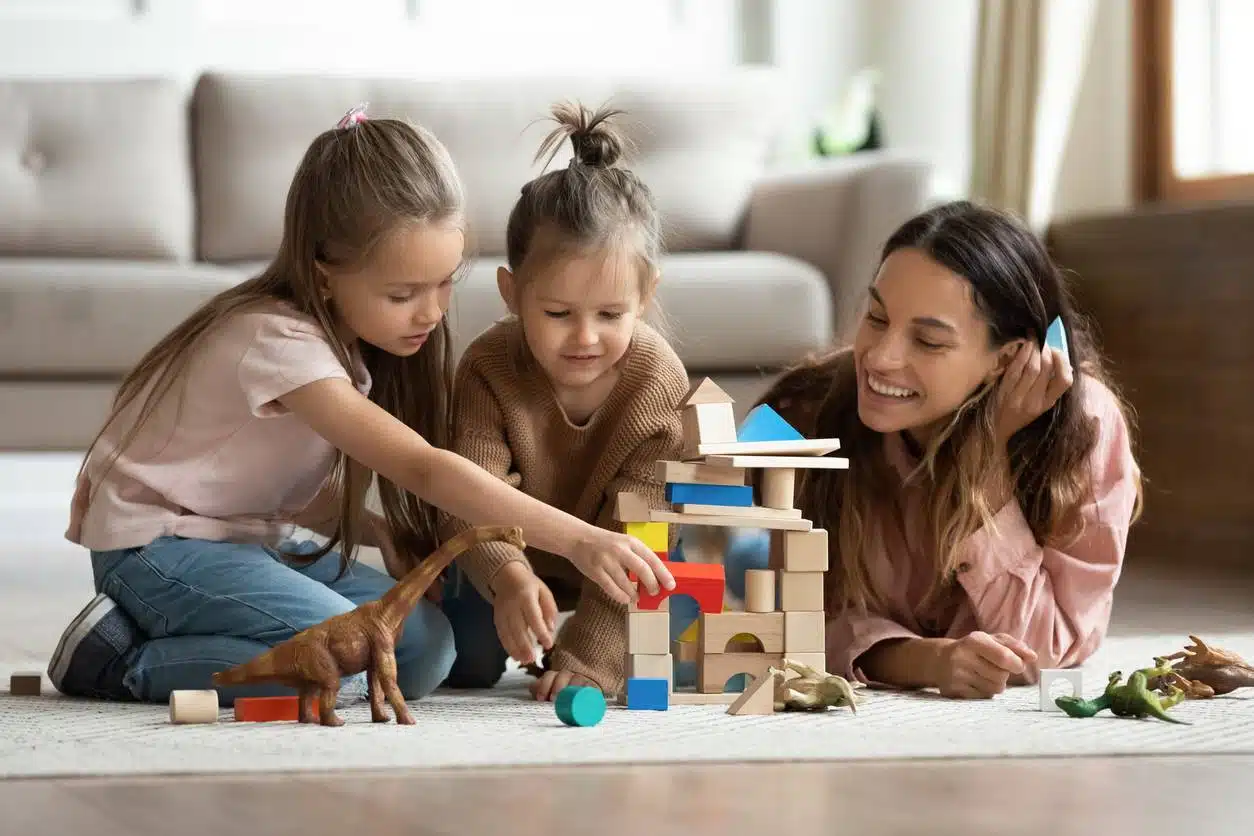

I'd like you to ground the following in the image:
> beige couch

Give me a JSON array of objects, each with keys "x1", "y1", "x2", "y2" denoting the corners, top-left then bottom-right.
[{"x1": 0, "y1": 72, "x2": 930, "y2": 450}]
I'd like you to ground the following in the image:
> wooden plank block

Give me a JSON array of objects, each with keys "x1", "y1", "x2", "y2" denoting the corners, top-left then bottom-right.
[
  {"x1": 669, "y1": 690, "x2": 739, "y2": 705},
  {"x1": 654, "y1": 460, "x2": 747, "y2": 486},
  {"x1": 233, "y1": 695, "x2": 317, "y2": 722},
  {"x1": 673, "y1": 503, "x2": 802, "y2": 519},
  {"x1": 698, "y1": 652, "x2": 785, "y2": 693},
  {"x1": 626, "y1": 520, "x2": 670, "y2": 552},
  {"x1": 770, "y1": 529, "x2": 830, "y2": 572},
  {"x1": 784, "y1": 611, "x2": 826, "y2": 653},
  {"x1": 665, "y1": 482, "x2": 753, "y2": 506},
  {"x1": 693, "y1": 439, "x2": 841, "y2": 458},
  {"x1": 727, "y1": 668, "x2": 777, "y2": 715},
  {"x1": 8, "y1": 671, "x2": 42, "y2": 696},
  {"x1": 649, "y1": 509, "x2": 813, "y2": 531},
  {"x1": 779, "y1": 571, "x2": 825, "y2": 612},
  {"x1": 627, "y1": 611, "x2": 670, "y2": 655},
  {"x1": 703, "y1": 455, "x2": 851, "y2": 470},
  {"x1": 700, "y1": 611, "x2": 784, "y2": 654}
]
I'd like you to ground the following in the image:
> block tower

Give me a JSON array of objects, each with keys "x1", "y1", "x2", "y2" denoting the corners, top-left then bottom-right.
[{"x1": 614, "y1": 378, "x2": 848, "y2": 710}]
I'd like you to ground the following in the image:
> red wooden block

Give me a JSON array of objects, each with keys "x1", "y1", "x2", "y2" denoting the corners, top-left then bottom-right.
[
  {"x1": 633, "y1": 561, "x2": 724, "y2": 614},
  {"x1": 233, "y1": 695, "x2": 319, "y2": 722}
]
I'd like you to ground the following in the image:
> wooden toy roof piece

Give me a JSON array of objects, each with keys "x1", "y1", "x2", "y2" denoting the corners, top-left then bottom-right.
[
  {"x1": 737, "y1": 403, "x2": 805, "y2": 443},
  {"x1": 681, "y1": 377, "x2": 733, "y2": 406}
]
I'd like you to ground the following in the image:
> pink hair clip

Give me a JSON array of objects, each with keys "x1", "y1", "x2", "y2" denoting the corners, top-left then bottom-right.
[{"x1": 336, "y1": 103, "x2": 369, "y2": 129}]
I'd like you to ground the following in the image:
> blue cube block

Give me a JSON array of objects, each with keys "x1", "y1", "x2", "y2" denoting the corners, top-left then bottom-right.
[
  {"x1": 626, "y1": 677, "x2": 669, "y2": 711},
  {"x1": 665, "y1": 482, "x2": 753, "y2": 507}
]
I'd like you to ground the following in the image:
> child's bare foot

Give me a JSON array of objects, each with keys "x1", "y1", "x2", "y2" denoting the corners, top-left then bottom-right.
[{"x1": 530, "y1": 669, "x2": 597, "y2": 701}]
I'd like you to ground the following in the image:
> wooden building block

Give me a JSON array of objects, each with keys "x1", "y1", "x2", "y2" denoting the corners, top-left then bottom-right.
[
  {"x1": 626, "y1": 520, "x2": 670, "y2": 552},
  {"x1": 779, "y1": 571, "x2": 825, "y2": 612},
  {"x1": 654, "y1": 460, "x2": 747, "y2": 486},
  {"x1": 630, "y1": 595, "x2": 668, "y2": 613},
  {"x1": 698, "y1": 652, "x2": 784, "y2": 694},
  {"x1": 703, "y1": 454, "x2": 850, "y2": 469},
  {"x1": 625, "y1": 677, "x2": 669, "y2": 711},
  {"x1": 682, "y1": 377, "x2": 734, "y2": 406},
  {"x1": 699, "y1": 611, "x2": 784, "y2": 654},
  {"x1": 669, "y1": 691, "x2": 738, "y2": 705},
  {"x1": 695, "y1": 439, "x2": 841, "y2": 457},
  {"x1": 736, "y1": 403, "x2": 804, "y2": 443},
  {"x1": 665, "y1": 482, "x2": 753, "y2": 507},
  {"x1": 672, "y1": 638, "x2": 698, "y2": 664},
  {"x1": 556, "y1": 685, "x2": 607, "y2": 725},
  {"x1": 233, "y1": 695, "x2": 317, "y2": 722},
  {"x1": 784, "y1": 611, "x2": 826, "y2": 653},
  {"x1": 627, "y1": 652, "x2": 673, "y2": 690},
  {"x1": 744, "y1": 569, "x2": 776, "y2": 612},
  {"x1": 761, "y1": 468, "x2": 796, "y2": 510},
  {"x1": 787, "y1": 652, "x2": 828, "y2": 673},
  {"x1": 633, "y1": 561, "x2": 725, "y2": 614},
  {"x1": 673, "y1": 503, "x2": 801, "y2": 519},
  {"x1": 613, "y1": 491, "x2": 651, "y2": 523},
  {"x1": 770, "y1": 529, "x2": 830, "y2": 572},
  {"x1": 9, "y1": 671, "x2": 42, "y2": 696},
  {"x1": 682, "y1": 402, "x2": 737, "y2": 457},
  {"x1": 627, "y1": 611, "x2": 670, "y2": 655},
  {"x1": 649, "y1": 508, "x2": 812, "y2": 532},
  {"x1": 169, "y1": 689, "x2": 220, "y2": 724},
  {"x1": 727, "y1": 669, "x2": 777, "y2": 716}
]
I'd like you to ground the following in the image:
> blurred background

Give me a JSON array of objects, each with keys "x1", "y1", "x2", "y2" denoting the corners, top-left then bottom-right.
[{"x1": 0, "y1": 0, "x2": 1249, "y2": 573}]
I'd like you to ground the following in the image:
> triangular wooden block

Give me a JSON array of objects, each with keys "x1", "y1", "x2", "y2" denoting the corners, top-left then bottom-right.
[
  {"x1": 681, "y1": 378, "x2": 734, "y2": 406},
  {"x1": 727, "y1": 670, "x2": 776, "y2": 716},
  {"x1": 737, "y1": 403, "x2": 804, "y2": 443}
]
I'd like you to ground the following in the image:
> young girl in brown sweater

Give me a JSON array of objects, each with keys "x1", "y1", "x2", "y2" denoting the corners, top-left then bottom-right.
[{"x1": 438, "y1": 102, "x2": 690, "y2": 701}]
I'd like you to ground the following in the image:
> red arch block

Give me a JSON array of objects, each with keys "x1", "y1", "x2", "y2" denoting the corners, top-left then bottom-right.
[{"x1": 634, "y1": 562, "x2": 725, "y2": 613}]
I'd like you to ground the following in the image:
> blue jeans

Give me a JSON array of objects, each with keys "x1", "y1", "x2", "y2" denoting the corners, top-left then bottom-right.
[
  {"x1": 91, "y1": 535, "x2": 456, "y2": 705},
  {"x1": 439, "y1": 527, "x2": 772, "y2": 689}
]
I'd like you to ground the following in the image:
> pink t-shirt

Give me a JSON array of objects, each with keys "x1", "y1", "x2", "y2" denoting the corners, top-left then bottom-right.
[{"x1": 66, "y1": 298, "x2": 371, "y2": 552}]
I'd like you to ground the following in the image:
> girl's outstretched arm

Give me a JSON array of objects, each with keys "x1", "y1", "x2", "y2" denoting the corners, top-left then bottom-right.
[
  {"x1": 279, "y1": 377, "x2": 674, "y2": 605},
  {"x1": 948, "y1": 384, "x2": 1141, "y2": 680}
]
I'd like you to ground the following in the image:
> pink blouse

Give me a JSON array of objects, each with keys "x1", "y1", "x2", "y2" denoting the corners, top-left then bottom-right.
[{"x1": 826, "y1": 376, "x2": 1141, "y2": 686}]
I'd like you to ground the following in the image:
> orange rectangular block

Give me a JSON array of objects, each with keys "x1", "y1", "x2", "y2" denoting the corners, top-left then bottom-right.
[{"x1": 233, "y1": 695, "x2": 319, "y2": 722}]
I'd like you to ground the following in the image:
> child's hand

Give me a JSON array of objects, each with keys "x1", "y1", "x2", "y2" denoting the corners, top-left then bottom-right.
[
  {"x1": 530, "y1": 669, "x2": 598, "y2": 702},
  {"x1": 935, "y1": 631, "x2": 1038, "y2": 699},
  {"x1": 491, "y1": 562, "x2": 558, "y2": 664},
  {"x1": 567, "y1": 527, "x2": 675, "y2": 606},
  {"x1": 994, "y1": 342, "x2": 1073, "y2": 445}
]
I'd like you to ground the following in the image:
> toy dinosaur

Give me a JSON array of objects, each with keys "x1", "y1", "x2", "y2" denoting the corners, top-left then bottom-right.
[
  {"x1": 212, "y1": 525, "x2": 526, "y2": 727},
  {"x1": 1055, "y1": 658, "x2": 1189, "y2": 724},
  {"x1": 768, "y1": 659, "x2": 866, "y2": 712},
  {"x1": 1155, "y1": 635, "x2": 1254, "y2": 697}
]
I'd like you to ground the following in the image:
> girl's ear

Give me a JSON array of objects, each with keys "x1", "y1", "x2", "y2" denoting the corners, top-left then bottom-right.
[
  {"x1": 496, "y1": 266, "x2": 519, "y2": 315},
  {"x1": 985, "y1": 339, "x2": 1025, "y2": 384},
  {"x1": 313, "y1": 260, "x2": 333, "y2": 300}
]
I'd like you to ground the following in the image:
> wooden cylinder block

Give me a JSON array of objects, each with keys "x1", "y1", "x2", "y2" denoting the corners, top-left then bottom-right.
[
  {"x1": 761, "y1": 468, "x2": 796, "y2": 510},
  {"x1": 744, "y1": 569, "x2": 776, "y2": 612},
  {"x1": 169, "y1": 689, "x2": 220, "y2": 724}
]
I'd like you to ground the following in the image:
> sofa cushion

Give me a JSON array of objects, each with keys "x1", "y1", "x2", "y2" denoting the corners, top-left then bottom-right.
[
  {"x1": 441, "y1": 252, "x2": 832, "y2": 371},
  {"x1": 0, "y1": 259, "x2": 247, "y2": 374},
  {"x1": 193, "y1": 71, "x2": 783, "y2": 263},
  {"x1": 0, "y1": 79, "x2": 194, "y2": 260}
]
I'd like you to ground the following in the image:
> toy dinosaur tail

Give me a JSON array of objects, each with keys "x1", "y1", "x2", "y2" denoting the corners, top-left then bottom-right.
[
  {"x1": 1145, "y1": 699, "x2": 1191, "y2": 725},
  {"x1": 211, "y1": 645, "x2": 285, "y2": 687}
]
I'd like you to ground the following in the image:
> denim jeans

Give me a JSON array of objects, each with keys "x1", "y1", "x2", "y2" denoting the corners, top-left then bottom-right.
[
  {"x1": 439, "y1": 526, "x2": 772, "y2": 690},
  {"x1": 91, "y1": 535, "x2": 456, "y2": 705}
]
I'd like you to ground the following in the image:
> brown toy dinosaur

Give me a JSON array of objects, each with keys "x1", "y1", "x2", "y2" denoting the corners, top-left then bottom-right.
[
  {"x1": 212, "y1": 525, "x2": 526, "y2": 726},
  {"x1": 1156, "y1": 635, "x2": 1254, "y2": 697}
]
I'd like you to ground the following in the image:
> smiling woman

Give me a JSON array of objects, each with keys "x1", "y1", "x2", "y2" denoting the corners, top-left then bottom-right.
[{"x1": 750, "y1": 200, "x2": 1144, "y2": 700}]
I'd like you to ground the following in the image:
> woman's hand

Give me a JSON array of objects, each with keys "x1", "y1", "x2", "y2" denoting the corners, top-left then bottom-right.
[
  {"x1": 935, "y1": 632, "x2": 1038, "y2": 698},
  {"x1": 490, "y1": 562, "x2": 558, "y2": 664},
  {"x1": 994, "y1": 342, "x2": 1073, "y2": 445}
]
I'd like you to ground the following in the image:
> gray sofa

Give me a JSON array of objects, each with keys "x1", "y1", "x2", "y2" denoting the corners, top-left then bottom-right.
[{"x1": 0, "y1": 71, "x2": 930, "y2": 449}]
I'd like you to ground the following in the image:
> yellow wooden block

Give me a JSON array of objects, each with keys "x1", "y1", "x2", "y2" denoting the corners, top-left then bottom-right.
[{"x1": 626, "y1": 521, "x2": 669, "y2": 553}]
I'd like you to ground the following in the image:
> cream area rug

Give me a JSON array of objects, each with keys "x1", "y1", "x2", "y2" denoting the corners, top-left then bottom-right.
[{"x1": 2, "y1": 633, "x2": 1252, "y2": 778}]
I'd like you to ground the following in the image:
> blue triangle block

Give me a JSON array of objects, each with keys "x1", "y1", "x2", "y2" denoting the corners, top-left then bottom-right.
[
  {"x1": 1045, "y1": 315, "x2": 1070, "y2": 363},
  {"x1": 737, "y1": 403, "x2": 805, "y2": 443}
]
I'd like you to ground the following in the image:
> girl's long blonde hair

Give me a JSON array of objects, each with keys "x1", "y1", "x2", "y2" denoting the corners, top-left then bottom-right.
[
  {"x1": 759, "y1": 201, "x2": 1144, "y2": 617},
  {"x1": 79, "y1": 115, "x2": 466, "y2": 575}
]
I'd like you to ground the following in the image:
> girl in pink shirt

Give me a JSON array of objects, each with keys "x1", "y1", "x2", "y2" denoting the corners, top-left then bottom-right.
[
  {"x1": 755, "y1": 200, "x2": 1143, "y2": 699},
  {"x1": 47, "y1": 105, "x2": 673, "y2": 710}
]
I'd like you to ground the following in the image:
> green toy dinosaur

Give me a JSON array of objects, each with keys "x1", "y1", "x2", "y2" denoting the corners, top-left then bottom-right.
[{"x1": 1054, "y1": 657, "x2": 1190, "y2": 725}]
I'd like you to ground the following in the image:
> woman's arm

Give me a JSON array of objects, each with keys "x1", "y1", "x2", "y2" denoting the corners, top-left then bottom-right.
[{"x1": 277, "y1": 377, "x2": 673, "y2": 605}]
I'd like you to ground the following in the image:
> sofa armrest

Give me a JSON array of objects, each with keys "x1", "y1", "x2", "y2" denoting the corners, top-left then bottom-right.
[{"x1": 742, "y1": 151, "x2": 931, "y2": 339}]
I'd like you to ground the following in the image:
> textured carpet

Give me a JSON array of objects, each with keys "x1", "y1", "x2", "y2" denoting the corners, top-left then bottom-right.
[{"x1": 2, "y1": 633, "x2": 1252, "y2": 778}]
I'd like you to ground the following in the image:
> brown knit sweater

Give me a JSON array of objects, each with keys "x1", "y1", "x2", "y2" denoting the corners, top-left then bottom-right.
[{"x1": 439, "y1": 317, "x2": 689, "y2": 693}]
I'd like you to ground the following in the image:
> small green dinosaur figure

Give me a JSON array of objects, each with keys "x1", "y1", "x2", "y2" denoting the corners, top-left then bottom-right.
[{"x1": 1055, "y1": 658, "x2": 1190, "y2": 724}]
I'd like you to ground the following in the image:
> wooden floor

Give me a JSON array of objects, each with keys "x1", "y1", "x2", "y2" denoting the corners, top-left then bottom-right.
[{"x1": 3, "y1": 453, "x2": 1254, "y2": 833}]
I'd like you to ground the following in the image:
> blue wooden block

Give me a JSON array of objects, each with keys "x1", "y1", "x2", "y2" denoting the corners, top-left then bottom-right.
[
  {"x1": 737, "y1": 403, "x2": 804, "y2": 443},
  {"x1": 1045, "y1": 315, "x2": 1070, "y2": 363},
  {"x1": 555, "y1": 686, "x2": 607, "y2": 726},
  {"x1": 626, "y1": 677, "x2": 669, "y2": 711},
  {"x1": 665, "y1": 482, "x2": 753, "y2": 507}
]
